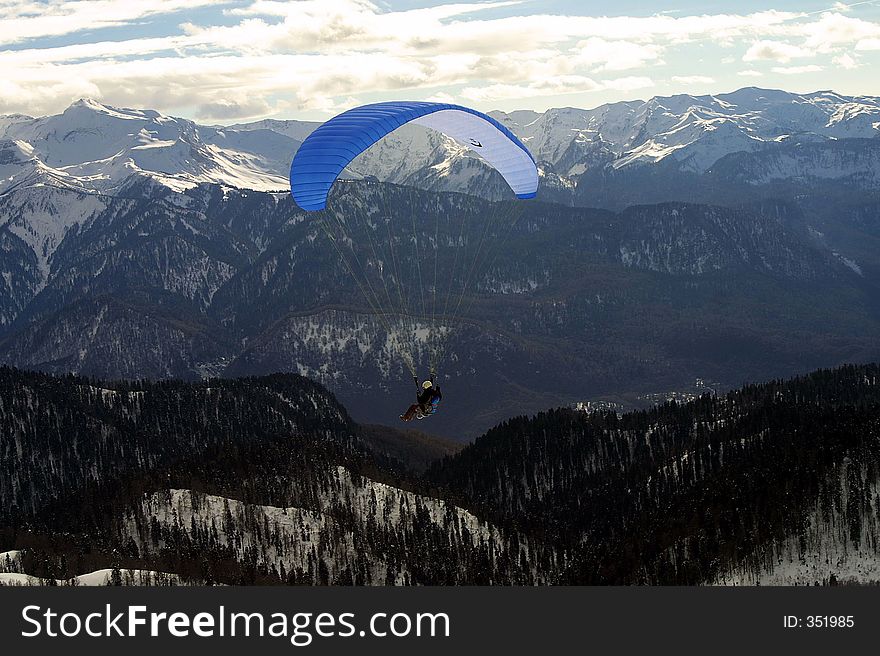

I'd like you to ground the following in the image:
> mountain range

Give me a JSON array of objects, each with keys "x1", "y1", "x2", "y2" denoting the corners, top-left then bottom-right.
[
  {"x1": 1, "y1": 88, "x2": 879, "y2": 437},
  {"x1": 2, "y1": 88, "x2": 879, "y2": 200},
  {"x1": 1, "y1": 87, "x2": 879, "y2": 586}
]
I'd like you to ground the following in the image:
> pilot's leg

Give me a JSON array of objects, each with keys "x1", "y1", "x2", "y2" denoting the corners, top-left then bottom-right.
[{"x1": 400, "y1": 403, "x2": 420, "y2": 421}]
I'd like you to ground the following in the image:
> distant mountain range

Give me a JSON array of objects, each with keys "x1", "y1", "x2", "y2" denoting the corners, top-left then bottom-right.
[
  {"x1": 1, "y1": 88, "x2": 879, "y2": 437},
  {"x1": 2, "y1": 88, "x2": 879, "y2": 200}
]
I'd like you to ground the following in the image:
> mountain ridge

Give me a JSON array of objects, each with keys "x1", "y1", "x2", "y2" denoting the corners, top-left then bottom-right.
[
  {"x1": 2, "y1": 363, "x2": 879, "y2": 585},
  {"x1": 1, "y1": 179, "x2": 878, "y2": 437},
  {"x1": 2, "y1": 87, "x2": 879, "y2": 202}
]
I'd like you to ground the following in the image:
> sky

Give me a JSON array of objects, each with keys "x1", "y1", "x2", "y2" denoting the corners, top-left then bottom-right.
[{"x1": 2, "y1": 0, "x2": 880, "y2": 122}]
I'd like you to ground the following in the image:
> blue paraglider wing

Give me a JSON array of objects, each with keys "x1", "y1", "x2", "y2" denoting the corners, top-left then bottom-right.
[{"x1": 290, "y1": 101, "x2": 538, "y2": 211}]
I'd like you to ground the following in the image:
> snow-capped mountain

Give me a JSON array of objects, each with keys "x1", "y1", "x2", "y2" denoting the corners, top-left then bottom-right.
[
  {"x1": 493, "y1": 87, "x2": 880, "y2": 175},
  {"x1": 2, "y1": 87, "x2": 879, "y2": 200},
  {"x1": 0, "y1": 98, "x2": 299, "y2": 195}
]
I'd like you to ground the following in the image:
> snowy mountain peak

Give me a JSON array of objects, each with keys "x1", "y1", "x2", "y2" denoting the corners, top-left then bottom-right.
[
  {"x1": 69, "y1": 97, "x2": 111, "y2": 111},
  {"x1": 0, "y1": 98, "x2": 295, "y2": 196},
  {"x1": 492, "y1": 87, "x2": 880, "y2": 178},
  {"x1": 65, "y1": 97, "x2": 166, "y2": 122}
]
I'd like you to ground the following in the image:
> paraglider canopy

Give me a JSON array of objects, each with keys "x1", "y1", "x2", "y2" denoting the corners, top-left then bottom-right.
[
  {"x1": 290, "y1": 101, "x2": 538, "y2": 212},
  {"x1": 287, "y1": 100, "x2": 538, "y2": 390}
]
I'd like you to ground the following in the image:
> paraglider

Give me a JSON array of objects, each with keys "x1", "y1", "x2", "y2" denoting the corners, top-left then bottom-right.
[
  {"x1": 289, "y1": 101, "x2": 537, "y2": 419},
  {"x1": 400, "y1": 376, "x2": 443, "y2": 422}
]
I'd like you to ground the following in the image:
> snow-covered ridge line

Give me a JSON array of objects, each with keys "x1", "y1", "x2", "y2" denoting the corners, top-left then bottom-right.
[
  {"x1": 0, "y1": 567, "x2": 184, "y2": 586},
  {"x1": 125, "y1": 465, "x2": 554, "y2": 585},
  {"x1": 1, "y1": 88, "x2": 879, "y2": 200}
]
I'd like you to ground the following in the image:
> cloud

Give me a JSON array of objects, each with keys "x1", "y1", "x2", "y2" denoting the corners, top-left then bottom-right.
[
  {"x1": 737, "y1": 69, "x2": 764, "y2": 77},
  {"x1": 800, "y1": 12, "x2": 880, "y2": 52},
  {"x1": 425, "y1": 91, "x2": 456, "y2": 103},
  {"x1": 671, "y1": 75, "x2": 715, "y2": 84},
  {"x1": 461, "y1": 76, "x2": 601, "y2": 102},
  {"x1": 177, "y1": 4, "x2": 805, "y2": 59},
  {"x1": 298, "y1": 95, "x2": 363, "y2": 115},
  {"x1": 196, "y1": 97, "x2": 273, "y2": 121},
  {"x1": 771, "y1": 64, "x2": 823, "y2": 74},
  {"x1": 603, "y1": 76, "x2": 655, "y2": 92},
  {"x1": 0, "y1": 1, "x2": 879, "y2": 118},
  {"x1": 0, "y1": 35, "x2": 201, "y2": 65},
  {"x1": 0, "y1": 74, "x2": 101, "y2": 115},
  {"x1": 743, "y1": 40, "x2": 813, "y2": 63},
  {"x1": 460, "y1": 75, "x2": 652, "y2": 102},
  {"x1": 574, "y1": 38, "x2": 663, "y2": 72},
  {"x1": 833, "y1": 53, "x2": 859, "y2": 69},
  {"x1": 736, "y1": 12, "x2": 880, "y2": 66},
  {"x1": 855, "y1": 37, "x2": 880, "y2": 50},
  {"x1": 0, "y1": 0, "x2": 221, "y2": 45}
]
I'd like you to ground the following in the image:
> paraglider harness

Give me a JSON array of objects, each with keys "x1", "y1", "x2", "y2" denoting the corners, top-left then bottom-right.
[{"x1": 413, "y1": 375, "x2": 442, "y2": 420}]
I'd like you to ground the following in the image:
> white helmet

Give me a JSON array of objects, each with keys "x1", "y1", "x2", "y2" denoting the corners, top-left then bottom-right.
[{"x1": 422, "y1": 380, "x2": 433, "y2": 389}]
